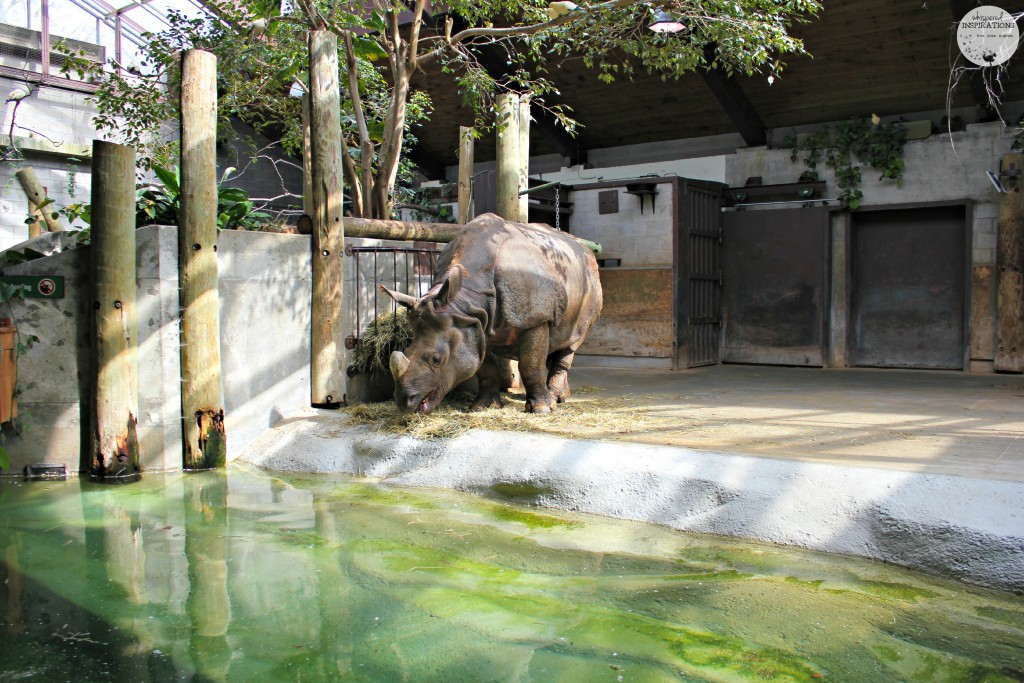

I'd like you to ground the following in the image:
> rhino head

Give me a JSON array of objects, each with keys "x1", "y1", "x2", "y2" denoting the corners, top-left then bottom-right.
[{"x1": 381, "y1": 265, "x2": 481, "y2": 414}]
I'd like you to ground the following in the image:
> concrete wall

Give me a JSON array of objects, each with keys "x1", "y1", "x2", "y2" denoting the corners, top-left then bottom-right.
[{"x1": 1, "y1": 226, "x2": 314, "y2": 475}]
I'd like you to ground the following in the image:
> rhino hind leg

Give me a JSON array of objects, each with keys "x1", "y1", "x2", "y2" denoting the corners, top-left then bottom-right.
[
  {"x1": 547, "y1": 349, "x2": 575, "y2": 404},
  {"x1": 519, "y1": 326, "x2": 556, "y2": 414},
  {"x1": 470, "y1": 354, "x2": 505, "y2": 411}
]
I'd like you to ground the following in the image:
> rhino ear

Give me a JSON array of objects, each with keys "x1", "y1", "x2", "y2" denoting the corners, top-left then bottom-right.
[
  {"x1": 380, "y1": 285, "x2": 418, "y2": 310},
  {"x1": 425, "y1": 265, "x2": 467, "y2": 309}
]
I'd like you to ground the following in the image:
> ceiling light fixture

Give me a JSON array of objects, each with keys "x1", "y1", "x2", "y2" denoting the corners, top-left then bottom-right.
[{"x1": 649, "y1": 10, "x2": 686, "y2": 34}]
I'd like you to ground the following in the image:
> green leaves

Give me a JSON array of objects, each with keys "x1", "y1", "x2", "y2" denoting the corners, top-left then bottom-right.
[
  {"x1": 786, "y1": 117, "x2": 907, "y2": 209},
  {"x1": 351, "y1": 36, "x2": 387, "y2": 62},
  {"x1": 0, "y1": 279, "x2": 30, "y2": 303},
  {"x1": 135, "y1": 164, "x2": 267, "y2": 230}
]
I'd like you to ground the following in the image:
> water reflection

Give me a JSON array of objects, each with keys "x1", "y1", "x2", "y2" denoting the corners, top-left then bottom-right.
[{"x1": 0, "y1": 468, "x2": 1022, "y2": 682}]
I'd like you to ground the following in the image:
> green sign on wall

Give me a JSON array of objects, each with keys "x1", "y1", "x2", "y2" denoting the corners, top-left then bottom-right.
[{"x1": 0, "y1": 275, "x2": 65, "y2": 299}]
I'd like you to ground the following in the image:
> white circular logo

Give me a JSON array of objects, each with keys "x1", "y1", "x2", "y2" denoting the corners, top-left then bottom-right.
[{"x1": 957, "y1": 5, "x2": 1019, "y2": 66}]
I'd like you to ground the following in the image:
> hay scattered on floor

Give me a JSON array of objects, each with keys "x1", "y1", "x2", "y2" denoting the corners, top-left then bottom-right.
[{"x1": 342, "y1": 388, "x2": 663, "y2": 441}]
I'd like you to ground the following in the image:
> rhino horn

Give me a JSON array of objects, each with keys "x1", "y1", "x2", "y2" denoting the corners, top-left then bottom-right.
[
  {"x1": 389, "y1": 350, "x2": 411, "y2": 379},
  {"x1": 380, "y1": 285, "x2": 418, "y2": 309}
]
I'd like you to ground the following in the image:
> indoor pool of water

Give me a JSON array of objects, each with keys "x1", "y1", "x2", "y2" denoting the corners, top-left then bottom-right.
[{"x1": 1, "y1": 465, "x2": 1022, "y2": 682}]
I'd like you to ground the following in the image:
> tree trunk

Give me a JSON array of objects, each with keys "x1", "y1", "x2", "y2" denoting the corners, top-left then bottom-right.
[
  {"x1": 308, "y1": 30, "x2": 347, "y2": 405},
  {"x1": 179, "y1": 49, "x2": 226, "y2": 469},
  {"x1": 89, "y1": 140, "x2": 140, "y2": 481}
]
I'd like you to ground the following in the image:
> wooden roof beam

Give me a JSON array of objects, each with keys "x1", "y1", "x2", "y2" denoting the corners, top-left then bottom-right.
[{"x1": 699, "y1": 44, "x2": 767, "y2": 147}]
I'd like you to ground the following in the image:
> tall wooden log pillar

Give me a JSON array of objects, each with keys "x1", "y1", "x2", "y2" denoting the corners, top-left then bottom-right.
[
  {"x1": 496, "y1": 94, "x2": 520, "y2": 221},
  {"x1": 458, "y1": 126, "x2": 474, "y2": 225},
  {"x1": 996, "y1": 153, "x2": 1024, "y2": 372},
  {"x1": 517, "y1": 96, "x2": 531, "y2": 220},
  {"x1": 308, "y1": 30, "x2": 346, "y2": 406},
  {"x1": 179, "y1": 49, "x2": 226, "y2": 469},
  {"x1": 89, "y1": 140, "x2": 140, "y2": 481}
]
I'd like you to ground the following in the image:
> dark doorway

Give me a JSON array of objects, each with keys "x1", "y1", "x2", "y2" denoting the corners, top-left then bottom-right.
[
  {"x1": 721, "y1": 207, "x2": 829, "y2": 366},
  {"x1": 850, "y1": 205, "x2": 967, "y2": 369}
]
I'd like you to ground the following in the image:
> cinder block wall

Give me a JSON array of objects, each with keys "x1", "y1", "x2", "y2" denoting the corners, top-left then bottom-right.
[
  {"x1": 1, "y1": 226, "x2": 314, "y2": 475},
  {"x1": 569, "y1": 183, "x2": 674, "y2": 267}
]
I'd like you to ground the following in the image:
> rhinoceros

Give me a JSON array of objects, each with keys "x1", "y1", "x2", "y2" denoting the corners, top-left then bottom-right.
[{"x1": 381, "y1": 213, "x2": 603, "y2": 414}]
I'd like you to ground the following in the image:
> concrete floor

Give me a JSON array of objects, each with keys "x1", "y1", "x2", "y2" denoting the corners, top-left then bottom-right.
[{"x1": 570, "y1": 364, "x2": 1024, "y2": 482}]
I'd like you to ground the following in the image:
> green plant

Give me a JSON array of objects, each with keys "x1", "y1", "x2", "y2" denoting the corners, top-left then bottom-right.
[
  {"x1": 784, "y1": 117, "x2": 907, "y2": 209},
  {"x1": 136, "y1": 165, "x2": 269, "y2": 230}
]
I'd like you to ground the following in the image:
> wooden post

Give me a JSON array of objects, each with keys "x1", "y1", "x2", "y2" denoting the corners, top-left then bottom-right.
[
  {"x1": 495, "y1": 93, "x2": 520, "y2": 221},
  {"x1": 996, "y1": 153, "x2": 1024, "y2": 372},
  {"x1": 517, "y1": 95, "x2": 531, "y2": 221},
  {"x1": 89, "y1": 140, "x2": 140, "y2": 481},
  {"x1": 458, "y1": 126, "x2": 474, "y2": 224},
  {"x1": 179, "y1": 49, "x2": 226, "y2": 469},
  {"x1": 308, "y1": 30, "x2": 346, "y2": 406},
  {"x1": 16, "y1": 167, "x2": 64, "y2": 232}
]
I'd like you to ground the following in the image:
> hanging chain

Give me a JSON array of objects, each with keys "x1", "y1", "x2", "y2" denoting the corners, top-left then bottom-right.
[{"x1": 554, "y1": 184, "x2": 560, "y2": 231}]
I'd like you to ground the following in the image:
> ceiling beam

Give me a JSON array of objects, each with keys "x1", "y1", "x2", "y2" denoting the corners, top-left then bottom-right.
[
  {"x1": 948, "y1": 0, "x2": 1002, "y2": 122},
  {"x1": 699, "y1": 44, "x2": 767, "y2": 147}
]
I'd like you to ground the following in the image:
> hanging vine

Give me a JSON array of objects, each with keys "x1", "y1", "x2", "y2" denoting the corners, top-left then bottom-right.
[{"x1": 783, "y1": 117, "x2": 908, "y2": 209}]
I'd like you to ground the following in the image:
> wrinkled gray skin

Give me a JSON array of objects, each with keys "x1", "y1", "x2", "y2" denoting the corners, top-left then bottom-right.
[{"x1": 381, "y1": 213, "x2": 603, "y2": 414}]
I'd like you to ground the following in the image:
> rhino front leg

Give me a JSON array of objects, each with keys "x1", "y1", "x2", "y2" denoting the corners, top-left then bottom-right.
[
  {"x1": 547, "y1": 348, "x2": 575, "y2": 404},
  {"x1": 518, "y1": 325, "x2": 555, "y2": 414},
  {"x1": 470, "y1": 354, "x2": 505, "y2": 411}
]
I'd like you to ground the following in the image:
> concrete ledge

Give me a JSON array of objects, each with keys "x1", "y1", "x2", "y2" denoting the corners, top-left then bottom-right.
[{"x1": 242, "y1": 413, "x2": 1024, "y2": 593}]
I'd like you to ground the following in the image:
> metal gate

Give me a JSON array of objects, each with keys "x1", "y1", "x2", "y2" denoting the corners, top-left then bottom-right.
[
  {"x1": 850, "y1": 206, "x2": 967, "y2": 369},
  {"x1": 721, "y1": 207, "x2": 829, "y2": 366},
  {"x1": 345, "y1": 244, "x2": 441, "y2": 353},
  {"x1": 675, "y1": 182, "x2": 723, "y2": 368}
]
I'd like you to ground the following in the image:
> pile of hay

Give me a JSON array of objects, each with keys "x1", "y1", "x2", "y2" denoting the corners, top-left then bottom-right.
[
  {"x1": 342, "y1": 386, "x2": 663, "y2": 441},
  {"x1": 350, "y1": 310, "x2": 414, "y2": 375}
]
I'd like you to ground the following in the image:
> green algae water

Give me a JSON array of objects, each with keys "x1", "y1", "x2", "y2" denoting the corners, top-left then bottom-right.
[{"x1": 1, "y1": 467, "x2": 1022, "y2": 682}]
